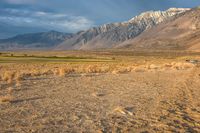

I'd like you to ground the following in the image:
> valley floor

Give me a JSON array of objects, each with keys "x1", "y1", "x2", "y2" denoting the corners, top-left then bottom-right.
[{"x1": 0, "y1": 69, "x2": 200, "y2": 132}]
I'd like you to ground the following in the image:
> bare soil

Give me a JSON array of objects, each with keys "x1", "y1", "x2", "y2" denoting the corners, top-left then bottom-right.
[{"x1": 0, "y1": 68, "x2": 200, "y2": 132}]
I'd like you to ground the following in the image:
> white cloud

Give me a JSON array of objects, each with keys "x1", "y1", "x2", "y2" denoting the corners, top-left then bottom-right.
[{"x1": 0, "y1": 8, "x2": 94, "y2": 32}]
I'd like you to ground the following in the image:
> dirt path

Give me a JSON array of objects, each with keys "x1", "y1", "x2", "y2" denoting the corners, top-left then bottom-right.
[
  {"x1": 152, "y1": 67, "x2": 200, "y2": 132},
  {"x1": 0, "y1": 70, "x2": 200, "y2": 132}
]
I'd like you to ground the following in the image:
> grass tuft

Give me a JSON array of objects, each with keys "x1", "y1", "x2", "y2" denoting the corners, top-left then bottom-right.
[{"x1": 0, "y1": 95, "x2": 14, "y2": 103}]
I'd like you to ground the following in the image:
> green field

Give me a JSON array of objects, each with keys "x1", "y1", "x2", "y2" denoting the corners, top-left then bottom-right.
[
  {"x1": 0, "y1": 56, "x2": 116, "y2": 64},
  {"x1": 1, "y1": 50, "x2": 200, "y2": 64}
]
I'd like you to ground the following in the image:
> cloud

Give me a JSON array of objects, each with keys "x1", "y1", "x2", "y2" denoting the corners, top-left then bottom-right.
[
  {"x1": 0, "y1": 8, "x2": 94, "y2": 32},
  {"x1": 4, "y1": 0, "x2": 35, "y2": 4}
]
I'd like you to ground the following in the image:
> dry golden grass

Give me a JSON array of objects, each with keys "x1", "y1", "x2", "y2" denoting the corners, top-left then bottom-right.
[
  {"x1": 0, "y1": 61, "x2": 196, "y2": 82},
  {"x1": 53, "y1": 69, "x2": 59, "y2": 76},
  {"x1": 0, "y1": 50, "x2": 197, "y2": 85},
  {"x1": 0, "y1": 95, "x2": 14, "y2": 103},
  {"x1": 0, "y1": 87, "x2": 15, "y2": 104},
  {"x1": 1, "y1": 71, "x2": 16, "y2": 84},
  {"x1": 58, "y1": 68, "x2": 66, "y2": 77}
]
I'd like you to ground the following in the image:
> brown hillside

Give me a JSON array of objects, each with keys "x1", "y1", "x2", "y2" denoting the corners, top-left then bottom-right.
[{"x1": 119, "y1": 8, "x2": 200, "y2": 51}]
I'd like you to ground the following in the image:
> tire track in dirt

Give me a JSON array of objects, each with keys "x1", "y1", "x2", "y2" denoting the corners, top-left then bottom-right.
[{"x1": 157, "y1": 66, "x2": 200, "y2": 132}]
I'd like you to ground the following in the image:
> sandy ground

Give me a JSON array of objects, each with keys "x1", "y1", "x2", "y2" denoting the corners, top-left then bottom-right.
[{"x1": 0, "y1": 69, "x2": 200, "y2": 133}]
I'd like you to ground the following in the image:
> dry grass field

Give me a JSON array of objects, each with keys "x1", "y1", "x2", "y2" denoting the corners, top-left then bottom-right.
[{"x1": 0, "y1": 50, "x2": 200, "y2": 132}]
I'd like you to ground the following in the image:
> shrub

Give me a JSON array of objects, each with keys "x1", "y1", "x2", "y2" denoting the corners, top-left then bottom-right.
[
  {"x1": 58, "y1": 68, "x2": 66, "y2": 76},
  {"x1": 2, "y1": 71, "x2": 16, "y2": 84},
  {"x1": 0, "y1": 95, "x2": 14, "y2": 103}
]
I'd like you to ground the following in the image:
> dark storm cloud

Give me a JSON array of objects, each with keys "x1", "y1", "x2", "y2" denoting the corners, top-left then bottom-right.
[
  {"x1": 0, "y1": 8, "x2": 94, "y2": 32},
  {"x1": 3, "y1": 0, "x2": 35, "y2": 4}
]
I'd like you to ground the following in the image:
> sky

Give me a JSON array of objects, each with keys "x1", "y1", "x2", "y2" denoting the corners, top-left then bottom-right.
[{"x1": 0, "y1": 0, "x2": 200, "y2": 38}]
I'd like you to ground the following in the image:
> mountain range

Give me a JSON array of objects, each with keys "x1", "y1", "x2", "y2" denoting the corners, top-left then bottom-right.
[
  {"x1": 118, "y1": 7, "x2": 200, "y2": 51},
  {"x1": 0, "y1": 31, "x2": 73, "y2": 50},
  {"x1": 0, "y1": 7, "x2": 200, "y2": 51}
]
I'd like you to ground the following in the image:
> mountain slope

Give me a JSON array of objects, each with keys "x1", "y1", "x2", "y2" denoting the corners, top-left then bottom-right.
[
  {"x1": 0, "y1": 31, "x2": 74, "y2": 50},
  {"x1": 118, "y1": 7, "x2": 200, "y2": 51},
  {"x1": 0, "y1": 8, "x2": 192, "y2": 50},
  {"x1": 56, "y1": 8, "x2": 189, "y2": 50}
]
